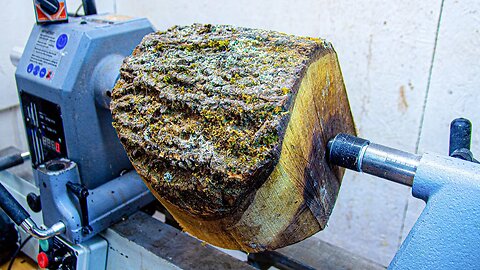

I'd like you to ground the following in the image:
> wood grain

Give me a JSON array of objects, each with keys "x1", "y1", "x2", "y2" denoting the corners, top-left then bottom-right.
[{"x1": 111, "y1": 24, "x2": 355, "y2": 252}]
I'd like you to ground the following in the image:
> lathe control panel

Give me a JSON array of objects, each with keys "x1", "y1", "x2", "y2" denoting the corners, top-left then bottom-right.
[
  {"x1": 37, "y1": 237, "x2": 77, "y2": 270},
  {"x1": 37, "y1": 236, "x2": 107, "y2": 270},
  {"x1": 20, "y1": 91, "x2": 67, "y2": 168}
]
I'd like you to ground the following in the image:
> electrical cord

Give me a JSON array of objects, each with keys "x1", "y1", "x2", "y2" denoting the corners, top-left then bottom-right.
[
  {"x1": 74, "y1": 3, "x2": 84, "y2": 17},
  {"x1": 67, "y1": 3, "x2": 83, "y2": 17},
  {"x1": 7, "y1": 235, "x2": 33, "y2": 270}
]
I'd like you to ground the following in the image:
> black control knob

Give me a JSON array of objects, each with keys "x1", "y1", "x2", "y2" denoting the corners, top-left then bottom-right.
[
  {"x1": 449, "y1": 118, "x2": 472, "y2": 155},
  {"x1": 449, "y1": 118, "x2": 478, "y2": 163},
  {"x1": 37, "y1": 0, "x2": 60, "y2": 15},
  {"x1": 27, "y1": 193, "x2": 42, "y2": 213}
]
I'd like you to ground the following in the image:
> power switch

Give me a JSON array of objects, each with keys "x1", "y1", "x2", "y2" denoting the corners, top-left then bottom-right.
[
  {"x1": 37, "y1": 251, "x2": 49, "y2": 268},
  {"x1": 37, "y1": 0, "x2": 60, "y2": 15},
  {"x1": 39, "y1": 238, "x2": 51, "y2": 252}
]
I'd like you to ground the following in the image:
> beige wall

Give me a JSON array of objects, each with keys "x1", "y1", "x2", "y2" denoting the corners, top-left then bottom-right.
[{"x1": 1, "y1": 0, "x2": 479, "y2": 266}]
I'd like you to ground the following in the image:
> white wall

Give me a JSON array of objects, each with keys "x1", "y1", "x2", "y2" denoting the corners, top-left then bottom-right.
[
  {"x1": 1, "y1": 0, "x2": 479, "y2": 266},
  {"x1": 0, "y1": 1, "x2": 34, "y2": 151}
]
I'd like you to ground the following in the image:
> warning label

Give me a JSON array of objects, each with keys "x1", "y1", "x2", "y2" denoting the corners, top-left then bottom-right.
[
  {"x1": 34, "y1": 1, "x2": 68, "y2": 24},
  {"x1": 28, "y1": 30, "x2": 66, "y2": 80}
]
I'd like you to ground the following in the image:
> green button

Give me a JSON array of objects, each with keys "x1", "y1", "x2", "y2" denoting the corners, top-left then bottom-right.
[{"x1": 39, "y1": 239, "x2": 49, "y2": 251}]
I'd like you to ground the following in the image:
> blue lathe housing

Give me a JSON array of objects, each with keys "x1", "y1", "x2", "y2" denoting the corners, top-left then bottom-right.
[
  {"x1": 391, "y1": 153, "x2": 480, "y2": 269},
  {"x1": 14, "y1": 15, "x2": 155, "y2": 244},
  {"x1": 328, "y1": 119, "x2": 480, "y2": 269}
]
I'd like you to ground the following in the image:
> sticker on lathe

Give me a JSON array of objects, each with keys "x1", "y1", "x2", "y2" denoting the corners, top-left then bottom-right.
[{"x1": 33, "y1": 0, "x2": 68, "y2": 24}]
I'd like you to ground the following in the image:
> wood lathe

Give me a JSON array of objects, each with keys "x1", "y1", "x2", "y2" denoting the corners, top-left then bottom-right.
[{"x1": 2, "y1": 1, "x2": 480, "y2": 269}]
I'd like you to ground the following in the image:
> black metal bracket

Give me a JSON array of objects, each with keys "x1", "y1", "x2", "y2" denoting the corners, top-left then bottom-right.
[{"x1": 66, "y1": 182, "x2": 92, "y2": 235}]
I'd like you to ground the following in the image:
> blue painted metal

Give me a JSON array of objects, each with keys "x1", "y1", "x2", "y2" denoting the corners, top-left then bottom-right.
[
  {"x1": 327, "y1": 134, "x2": 480, "y2": 268},
  {"x1": 390, "y1": 153, "x2": 480, "y2": 269},
  {"x1": 16, "y1": 15, "x2": 154, "y2": 189},
  {"x1": 36, "y1": 159, "x2": 152, "y2": 243},
  {"x1": 14, "y1": 15, "x2": 156, "y2": 244}
]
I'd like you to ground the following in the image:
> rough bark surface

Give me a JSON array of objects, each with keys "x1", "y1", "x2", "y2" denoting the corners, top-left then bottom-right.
[{"x1": 111, "y1": 24, "x2": 355, "y2": 252}]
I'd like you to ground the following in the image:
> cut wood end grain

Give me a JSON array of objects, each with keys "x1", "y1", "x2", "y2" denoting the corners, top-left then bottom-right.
[{"x1": 111, "y1": 24, "x2": 355, "y2": 252}]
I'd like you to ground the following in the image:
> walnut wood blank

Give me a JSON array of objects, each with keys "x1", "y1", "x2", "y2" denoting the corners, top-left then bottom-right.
[{"x1": 111, "y1": 24, "x2": 355, "y2": 252}]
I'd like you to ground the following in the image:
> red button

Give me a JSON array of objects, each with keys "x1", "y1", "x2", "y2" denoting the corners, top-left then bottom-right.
[
  {"x1": 55, "y1": 142, "x2": 61, "y2": 153},
  {"x1": 37, "y1": 252, "x2": 49, "y2": 268}
]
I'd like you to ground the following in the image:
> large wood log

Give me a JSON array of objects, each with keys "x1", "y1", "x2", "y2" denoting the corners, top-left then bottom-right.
[{"x1": 111, "y1": 24, "x2": 355, "y2": 252}]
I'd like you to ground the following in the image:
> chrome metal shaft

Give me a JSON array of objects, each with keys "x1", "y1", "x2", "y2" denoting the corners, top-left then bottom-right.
[
  {"x1": 360, "y1": 143, "x2": 420, "y2": 186},
  {"x1": 328, "y1": 134, "x2": 420, "y2": 186}
]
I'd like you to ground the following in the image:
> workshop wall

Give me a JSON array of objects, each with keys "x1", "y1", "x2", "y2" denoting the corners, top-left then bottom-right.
[
  {"x1": 0, "y1": 1, "x2": 34, "y2": 150},
  {"x1": 1, "y1": 0, "x2": 479, "y2": 266}
]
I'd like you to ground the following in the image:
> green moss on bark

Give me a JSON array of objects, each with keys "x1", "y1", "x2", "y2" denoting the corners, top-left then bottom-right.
[{"x1": 111, "y1": 23, "x2": 329, "y2": 218}]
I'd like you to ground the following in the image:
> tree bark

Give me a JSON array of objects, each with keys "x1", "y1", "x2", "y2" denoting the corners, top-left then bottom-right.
[{"x1": 111, "y1": 24, "x2": 355, "y2": 252}]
